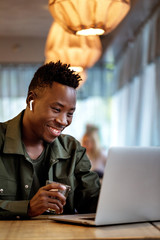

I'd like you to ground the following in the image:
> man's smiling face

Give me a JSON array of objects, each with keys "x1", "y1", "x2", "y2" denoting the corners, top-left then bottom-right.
[{"x1": 30, "y1": 81, "x2": 76, "y2": 143}]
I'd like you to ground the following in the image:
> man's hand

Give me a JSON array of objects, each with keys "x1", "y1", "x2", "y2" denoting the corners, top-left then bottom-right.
[{"x1": 27, "y1": 182, "x2": 66, "y2": 217}]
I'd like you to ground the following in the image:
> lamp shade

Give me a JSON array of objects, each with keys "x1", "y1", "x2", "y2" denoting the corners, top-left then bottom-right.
[
  {"x1": 49, "y1": 0, "x2": 130, "y2": 35},
  {"x1": 45, "y1": 22, "x2": 102, "y2": 70}
]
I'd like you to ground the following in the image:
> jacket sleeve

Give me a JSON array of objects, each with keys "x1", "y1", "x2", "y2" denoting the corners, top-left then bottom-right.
[
  {"x1": 0, "y1": 200, "x2": 30, "y2": 219},
  {"x1": 74, "y1": 144, "x2": 101, "y2": 213}
]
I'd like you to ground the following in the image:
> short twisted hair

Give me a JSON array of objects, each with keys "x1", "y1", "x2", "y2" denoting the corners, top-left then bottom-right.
[{"x1": 27, "y1": 61, "x2": 81, "y2": 96}]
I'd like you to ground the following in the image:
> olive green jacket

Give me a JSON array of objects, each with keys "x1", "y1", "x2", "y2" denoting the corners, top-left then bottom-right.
[{"x1": 0, "y1": 111, "x2": 100, "y2": 219}]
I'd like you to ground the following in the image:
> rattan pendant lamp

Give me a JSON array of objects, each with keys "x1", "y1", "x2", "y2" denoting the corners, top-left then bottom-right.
[
  {"x1": 45, "y1": 21, "x2": 102, "y2": 73},
  {"x1": 49, "y1": 0, "x2": 130, "y2": 36}
]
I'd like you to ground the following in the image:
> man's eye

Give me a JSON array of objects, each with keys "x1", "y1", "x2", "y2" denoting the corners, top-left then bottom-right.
[
  {"x1": 68, "y1": 112, "x2": 74, "y2": 117},
  {"x1": 52, "y1": 107, "x2": 60, "y2": 112}
]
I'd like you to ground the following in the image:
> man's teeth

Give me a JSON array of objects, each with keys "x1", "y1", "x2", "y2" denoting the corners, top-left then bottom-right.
[{"x1": 50, "y1": 127, "x2": 60, "y2": 134}]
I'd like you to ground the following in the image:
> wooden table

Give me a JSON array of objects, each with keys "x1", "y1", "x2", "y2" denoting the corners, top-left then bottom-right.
[
  {"x1": 0, "y1": 216, "x2": 160, "y2": 240},
  {"x1": 153, "y1": 222, "x2": 160, "y2": 231}
]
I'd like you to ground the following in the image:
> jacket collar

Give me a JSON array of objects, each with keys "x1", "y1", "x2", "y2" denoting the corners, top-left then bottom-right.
[
  {"x1": 3, "y1": 111, "x2": 24, "y2": 155},
  {"x1": 50, "y1": 138, "x2": 70, "y2": 161}
]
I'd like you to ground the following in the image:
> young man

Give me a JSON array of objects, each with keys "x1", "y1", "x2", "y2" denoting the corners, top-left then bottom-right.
[{"x1": 0, "y1": 61, "x2": 100, "y2": 219}]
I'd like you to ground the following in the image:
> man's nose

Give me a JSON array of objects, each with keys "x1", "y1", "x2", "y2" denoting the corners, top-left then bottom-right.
[{"x1": 56, "y1": 114, "x2": 68, "y2": 126}]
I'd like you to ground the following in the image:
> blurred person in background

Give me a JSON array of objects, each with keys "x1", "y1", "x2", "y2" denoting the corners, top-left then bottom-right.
[{"x1": 81, "y1": 124, "x2": 108, "y2": 180}]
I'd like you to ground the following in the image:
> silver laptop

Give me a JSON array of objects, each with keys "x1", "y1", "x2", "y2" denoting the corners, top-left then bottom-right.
[{"x1": 50, "y1": 147, "x2": 160, "y2": 226}]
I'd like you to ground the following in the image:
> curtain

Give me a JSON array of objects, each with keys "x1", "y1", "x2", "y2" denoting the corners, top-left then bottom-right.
[
  {"x1": 0, "y1": 64, "x2": 40, "y2": 121},
  {"x1": 109, "y1": 5, "x2": 160, "y2": 146}
]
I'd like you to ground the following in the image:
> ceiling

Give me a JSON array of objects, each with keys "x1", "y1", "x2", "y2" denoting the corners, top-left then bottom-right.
[
  {"x1": 0, "y1": 0, "x2": 52, "y2": 38},
  {"x1": 0, "y1": 0, "x2": 160, "y2": 63}
]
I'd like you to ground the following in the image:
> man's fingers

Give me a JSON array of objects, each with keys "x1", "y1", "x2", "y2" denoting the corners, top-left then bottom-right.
[
  {"x1": 47, "y1": 191, "x2": 66, "y2": 204},
  {"x1": 44, "y1": 182, "x2": 66, "y2": 191},
  {"x1": 47, "y1": 198, "x2": 64, "y2": 214}
]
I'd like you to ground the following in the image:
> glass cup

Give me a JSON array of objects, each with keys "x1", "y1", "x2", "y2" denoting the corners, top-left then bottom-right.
[{"x1": 46, "y1": 180, "x2": 71, "y2": 213}]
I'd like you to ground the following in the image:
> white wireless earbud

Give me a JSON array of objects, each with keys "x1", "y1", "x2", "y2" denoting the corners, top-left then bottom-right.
[{"x1": 29, "y1": 100, "x2": 34, "y2": 111}]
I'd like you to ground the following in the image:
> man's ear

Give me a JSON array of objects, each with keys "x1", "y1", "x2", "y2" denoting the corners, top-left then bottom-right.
[{"x1": 26, "y1": 91, "x2": 36, "y2": 108}]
